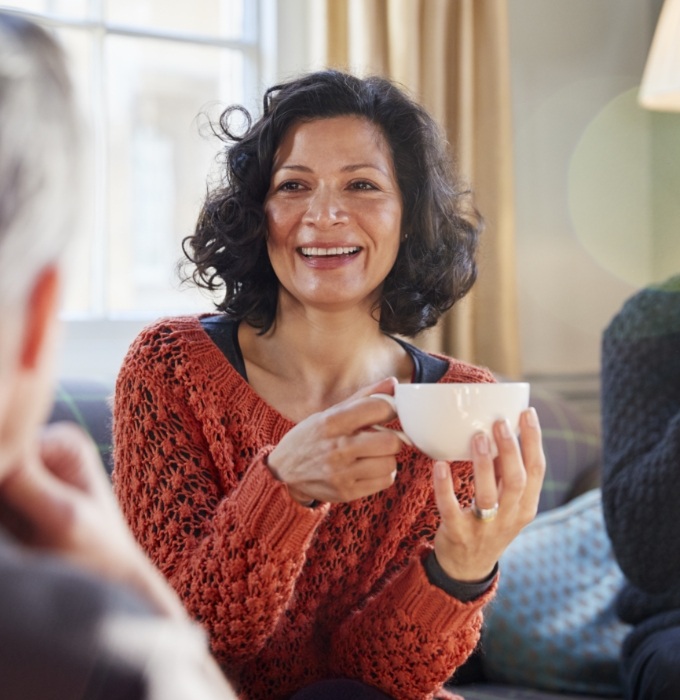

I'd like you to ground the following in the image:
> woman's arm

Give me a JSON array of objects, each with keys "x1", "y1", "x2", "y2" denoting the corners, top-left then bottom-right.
[
  {"x1": 328, "y1": 373, "x2": 543, "y2": 700},
  {"x1": 112, "y1": 325, "x2": 327, "y2": 667}
]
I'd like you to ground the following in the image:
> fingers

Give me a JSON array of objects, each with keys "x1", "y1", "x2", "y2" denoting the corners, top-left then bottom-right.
[
  {"x1": 432, "y1": 460, "x2": 499, "y2": 582},
  {"x1": 268, "y1": 412, "x2": 403, "y2": 503},
  {"x1": 0, "y1": 422, "x2": 116, "y2": 549},
  {"x1": 0, "y1": 454, "x2": 76, "y2": 548},
  {"x1": 311, "y1": 433, "x2": 401, "y2": 499},
  {"x1": 269, "y1": 377, "x2": 403, "y2": 504},
  {"x1": 433, "y1": 408, "x2": 545, "y2": 583},
  {"x1": 324, "y1": 377, "x2": 399, "y2": 436},
  {"x1": 471, "y1": 432, "x2": 498, "y2": 510},
  {"x1": 293, "y1": 455, "x2": 399, "y2": 503},
  {"x1": 341, "y1": 428, "x2": 403, "y2": 460},
  {"x1": 327, "y1": 457, "x2": 399, "y2": 502},
  {"x1": 492, "y1": 418, "x2": 527, "y2": 502},
  {"x1": 433, "y1": 460, "x2": 462, "y2": 523},
  {"x1": 39, "y1": 422, "x2": 107, "y2": 498},
  {"x1": 516, "y1": 407, "x2": 545, "y2": 517},
  {"x1": 485, "y1": 407, "x2": 544, "y2": 520},
  {"x1": 326, "y1": 395, "x2": 398, "y2": 435}
]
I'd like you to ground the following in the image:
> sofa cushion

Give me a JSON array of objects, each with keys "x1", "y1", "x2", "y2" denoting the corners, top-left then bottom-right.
[
  {"x1": 454, "y1": 684, "x2": 617, "y2": 700},
  {"x1": 480, "y1": 488, "x2": 629, "y2": 696},
  {"x1": 529, "y1": 387, "x2": 601, "y2": 512},
  {"x1": 48, "y1": 379, "x2": 114, "y2": 475}
]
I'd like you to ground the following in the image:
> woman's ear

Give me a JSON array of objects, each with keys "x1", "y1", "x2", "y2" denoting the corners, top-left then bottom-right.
[{"x1": 20, "y1": 264, "x2": 61, "y2": 370}]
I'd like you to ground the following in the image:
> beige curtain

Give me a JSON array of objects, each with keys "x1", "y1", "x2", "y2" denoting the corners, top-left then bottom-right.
[{"x1": 312, "y1": 0, "x2": 521, "y2": 377}]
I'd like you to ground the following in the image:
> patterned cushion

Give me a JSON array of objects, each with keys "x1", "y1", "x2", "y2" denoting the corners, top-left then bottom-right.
[
  {"x1": 480, "y1": 488, "x2": 629, "y2": 696},
  {"x1": 530, "y1": 387, "x2": 601, "y2": 512},
  {"x1": 48, "y1": 379, "x2": 114, "y2": 475}
]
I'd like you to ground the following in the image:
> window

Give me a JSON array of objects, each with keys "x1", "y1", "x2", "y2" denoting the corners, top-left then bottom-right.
[{"x1": 3, "y1": 0, "x2": 274, "y2": 318}]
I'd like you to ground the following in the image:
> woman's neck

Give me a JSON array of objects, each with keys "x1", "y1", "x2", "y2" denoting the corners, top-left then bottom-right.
[{"x1": 239, "y1": 303, "x2": 413, "y2": 422}]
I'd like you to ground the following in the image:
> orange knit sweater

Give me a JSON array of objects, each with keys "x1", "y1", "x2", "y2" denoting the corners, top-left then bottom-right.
[{"x1": 112, "y1": 316, "x2": 497, "y2": 700}]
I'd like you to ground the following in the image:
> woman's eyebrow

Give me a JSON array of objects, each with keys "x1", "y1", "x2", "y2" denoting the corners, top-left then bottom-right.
[
  {"x1": 274, "y1": 163, "x2": 389, "y2": 175},
  {"x1": 342, "y1": 163, "x2": 390, "y2": 175},
  {"x1": 276, "y1": 164, "x2": 312, "y2": 172}
]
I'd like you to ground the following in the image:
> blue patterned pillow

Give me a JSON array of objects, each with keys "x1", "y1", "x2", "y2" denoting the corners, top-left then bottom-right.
[{"x1": 481, "y1": 488, "x2": 630, "y2": 696}]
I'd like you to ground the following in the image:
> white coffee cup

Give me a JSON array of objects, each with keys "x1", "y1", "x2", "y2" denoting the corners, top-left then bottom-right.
[{"x1": 371, "y1": 382, "x2": 530, "y2": 461}]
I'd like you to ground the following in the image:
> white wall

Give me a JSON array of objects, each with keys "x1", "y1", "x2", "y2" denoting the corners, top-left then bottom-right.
[{"x1": 509, "y1": 0, "x2": 678, "y2": 377}]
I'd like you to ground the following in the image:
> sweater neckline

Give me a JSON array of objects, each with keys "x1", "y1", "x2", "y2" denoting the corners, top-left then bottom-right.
[{"x1": 189, "y1": 314, "x2": 444, "y2": 430}]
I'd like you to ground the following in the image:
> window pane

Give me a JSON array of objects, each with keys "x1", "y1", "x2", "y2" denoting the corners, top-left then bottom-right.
[
  {"x1": 2, "y1": 0, "x2": 89, "y2": 18},
  {"x1": 105, "y1": 35, "x2": 242, "y2": 314},
  {"x1": 104, "y1": 0, "x2": 247, "y2": 40},
  {"x1": 52, "y1": 26, "x2": 98, "y2": 315}
]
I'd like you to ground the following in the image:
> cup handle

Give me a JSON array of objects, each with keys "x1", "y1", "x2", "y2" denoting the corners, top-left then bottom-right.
[{"x1": 369, "y1": 393, "x2": 414, "y2": 447}]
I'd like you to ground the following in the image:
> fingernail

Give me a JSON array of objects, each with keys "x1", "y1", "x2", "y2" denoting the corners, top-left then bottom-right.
[
  {"x1": 525, "y1": 407, "x2": 539, "y2": 428},
  {"x1": 435, "y1": 462, "x2": 449, "y2": 480},
  {"x1": 500, "y1": 419, "x2": 512, "y2": 439},
  {"x1": 474, "y1": 432, "x2": 489, "y2": 454}
]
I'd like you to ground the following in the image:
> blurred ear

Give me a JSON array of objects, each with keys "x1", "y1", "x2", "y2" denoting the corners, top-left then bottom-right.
[{"x1": 20, "y1": 264, "x2": 61, "y2": 370}]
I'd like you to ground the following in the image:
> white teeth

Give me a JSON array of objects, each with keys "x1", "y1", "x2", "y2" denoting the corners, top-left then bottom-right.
[{"x1": 300, "y1": 246, "x2": 360, "y2": 257}]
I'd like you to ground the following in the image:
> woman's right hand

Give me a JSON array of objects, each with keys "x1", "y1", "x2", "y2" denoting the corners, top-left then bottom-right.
[{"x1": 267, "y1": 377, "x2": 404, "y2": 505}]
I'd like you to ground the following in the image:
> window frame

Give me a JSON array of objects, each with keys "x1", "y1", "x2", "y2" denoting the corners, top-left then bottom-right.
[
  {"x1": 3, "y1": 0, "x2": 318, "y2": 381},
  {"x1": 4, "y1": 0, "x2": 274, "y2": 318}
]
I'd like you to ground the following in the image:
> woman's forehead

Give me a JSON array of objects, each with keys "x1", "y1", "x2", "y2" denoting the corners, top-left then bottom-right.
[{"x1": 271, "y1": 115, "x2": 393, "y2": 172}]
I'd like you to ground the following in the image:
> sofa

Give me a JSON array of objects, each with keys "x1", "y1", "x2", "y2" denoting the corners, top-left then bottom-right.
[{"x1": 49, "y1": 378, "x2": 621, "y2": 700}]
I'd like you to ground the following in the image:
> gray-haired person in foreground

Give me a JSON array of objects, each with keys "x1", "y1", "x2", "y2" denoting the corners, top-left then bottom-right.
[{"x1": 0, "y1": 12, "x2": 237, "y2": 699}]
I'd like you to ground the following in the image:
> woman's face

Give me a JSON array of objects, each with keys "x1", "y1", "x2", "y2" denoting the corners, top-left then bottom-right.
[{"x1": 265, "y1": 115, "x2": 403, "y2": 317}]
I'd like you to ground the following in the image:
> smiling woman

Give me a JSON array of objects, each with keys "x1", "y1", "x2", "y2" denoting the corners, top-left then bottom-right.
[
  {"x1": 112, "y1": 70, "x2": 546, "y2": 700},
  {"x1": 183, "y1": 70, "x2": 479, "y2": 337},
  {"x1": 264, "y1": 116, "x2": 402, "y2": 317}
]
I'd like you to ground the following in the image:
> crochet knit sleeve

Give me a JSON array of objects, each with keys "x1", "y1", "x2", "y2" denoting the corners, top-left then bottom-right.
[
  {"x1": 601, "y1": 279, "x2": 680, "y2": 594},
  {"x1": 112, "y1": 320, "x2": 328, "y2": 670},
  {"x1": 329, "y1": 550, "x2": 495, "y2": 699},
  {"x1": 327, "y1": 361, "x2": 497, "y2": 699}
]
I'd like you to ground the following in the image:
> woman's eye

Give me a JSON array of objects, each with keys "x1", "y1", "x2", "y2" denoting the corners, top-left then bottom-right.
[
  {"x1": 350, "y1": 180, "x2": 377, "y2": 191},
  {"x1": 277, "y1": 181, "x2": 304, "y2": 192}
]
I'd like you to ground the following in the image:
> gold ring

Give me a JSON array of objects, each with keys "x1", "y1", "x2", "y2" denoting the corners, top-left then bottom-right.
[{"x1": 471, "y1": 499, "x2": 499, "y2": 522}]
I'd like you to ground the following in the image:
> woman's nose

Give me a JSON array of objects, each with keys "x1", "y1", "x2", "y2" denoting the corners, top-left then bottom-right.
[{"x1": 302, "y1": 187, "x2": 349, "y2": 228}]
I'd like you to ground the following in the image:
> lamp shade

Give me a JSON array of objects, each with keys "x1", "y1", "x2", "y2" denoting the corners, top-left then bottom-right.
[{"x1": 639, "y1": 0, "x2": 680, "y2": 111}]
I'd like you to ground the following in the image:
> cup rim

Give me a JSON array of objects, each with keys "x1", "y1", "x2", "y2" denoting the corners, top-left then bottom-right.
[{"x1": 395, "y1": 381, "x2": 530, "y2": 390}]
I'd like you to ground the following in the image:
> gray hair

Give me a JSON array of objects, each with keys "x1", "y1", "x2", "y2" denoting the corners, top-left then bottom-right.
[{"x1": 0, "y1": 12, "x2": 80, "y2": 303}]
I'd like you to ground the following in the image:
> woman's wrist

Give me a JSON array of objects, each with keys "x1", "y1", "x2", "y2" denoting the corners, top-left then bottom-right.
[
  {"x1": 286, "y1": 485, "x2": 318, "y2": 508},
  {"x1": 264, "y1": 452, "x2": 317, "y2": 506},
  {"x1": 433, "y1": 541, "x2": 497, "y2": 583},
  {"x1": 424, "y1": 551, "x2": 497, "y2": 601}
]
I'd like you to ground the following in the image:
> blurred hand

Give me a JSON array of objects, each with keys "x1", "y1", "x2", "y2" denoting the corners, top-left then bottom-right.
[
  {"x1": 268, "y1": 377, "x2": 404, "y2": 505},
  {"x1": 432, "y1": 408, "x2": 545, "y2": 582},
  {"x1": 0, "y1": 421, "x2": 187, "y2": 619}
]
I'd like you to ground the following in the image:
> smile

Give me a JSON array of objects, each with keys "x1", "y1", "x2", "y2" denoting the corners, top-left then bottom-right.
[{"x1": 299, "y1": 246, "x2": 361, "y2": 258}]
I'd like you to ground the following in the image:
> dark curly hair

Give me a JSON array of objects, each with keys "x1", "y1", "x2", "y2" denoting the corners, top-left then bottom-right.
[{"x1": 183, "y1": 69, "x2": 481, "y2": 337}]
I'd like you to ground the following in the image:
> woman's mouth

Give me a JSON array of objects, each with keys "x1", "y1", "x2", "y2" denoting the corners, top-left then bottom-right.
[{"x1": 298, "y1": 246, "x2": 361, "y2": 258}]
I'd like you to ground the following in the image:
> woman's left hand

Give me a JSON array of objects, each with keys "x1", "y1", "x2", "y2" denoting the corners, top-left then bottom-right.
[{"x1": 432, "y1": 407, "x2": 545, "y2": 583}]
